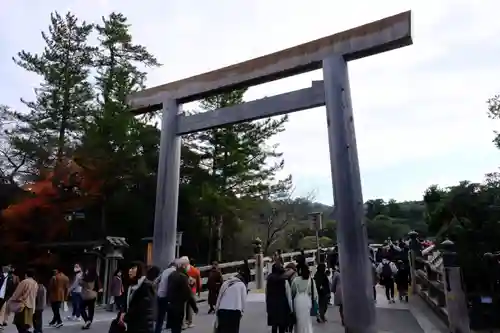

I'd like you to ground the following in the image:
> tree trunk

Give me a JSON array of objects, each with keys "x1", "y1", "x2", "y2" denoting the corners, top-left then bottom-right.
[
  {"x1": 101, "y1": 199, "x2": 107, "y2": 238},
  {"x1": 207, "y1": 216, "x2": 213, "y2": 264},
  {"x1": 216, "y1": 216, "x2": 223, "y2": 262}
]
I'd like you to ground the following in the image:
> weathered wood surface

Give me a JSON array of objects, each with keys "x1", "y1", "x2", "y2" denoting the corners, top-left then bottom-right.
[
  {"x1": 177, "y1": 81, "x2": 325, "y2": 134},
  {"x1": 128, "y1": 11, "x2": 412, "y2": 113}
]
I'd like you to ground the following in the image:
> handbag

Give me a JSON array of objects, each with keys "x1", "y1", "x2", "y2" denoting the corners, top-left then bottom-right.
[
  {"x1": 108, "y1": 319, "x2": 126, "y2": 333},
  {"x1": 7, "y1": 300, "x2": 24, "y2": 314},
  {"x1": 309, "y1": 278, "x2": 318, "y2": 317}
]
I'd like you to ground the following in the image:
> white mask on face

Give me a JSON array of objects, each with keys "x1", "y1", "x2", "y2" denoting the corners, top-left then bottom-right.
[{"x1": 74, "y1": 267, "x2": 80, "y2": 272}]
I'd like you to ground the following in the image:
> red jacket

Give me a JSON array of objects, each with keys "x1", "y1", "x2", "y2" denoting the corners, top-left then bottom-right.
[{"x1": 186, "y1": 266, "x2": 201, "y2": 294}]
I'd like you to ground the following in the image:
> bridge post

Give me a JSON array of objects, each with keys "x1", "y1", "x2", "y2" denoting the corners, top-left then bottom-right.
[
  {"x1": 152, "y1": 99, "x2": 181, "y2": 269},
  {"x1": 408, "y1": 230, "x2": 419, "y2": 295},
  {"x1": 253, "y1": 238, "x2": 265, "y2": 289},
  {"x1": 323, "y1": 55, "x2": 376, "y2": 333},
  {"x1": 442, "y1": 239, "x2": 471, "y2": 333}
]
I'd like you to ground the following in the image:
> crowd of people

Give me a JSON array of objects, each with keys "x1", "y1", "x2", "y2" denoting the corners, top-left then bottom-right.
[
  {"x1": 263, "y1": 241, "x2": 415, "y2": 333},
  {"x1": 373, "y1": 239, "x2": 412, "y2": 304},
  {"x1": 0, "y1": 262, "x2": 112, "y2": 333},
  {"x1": 0, "y1": 241, "x2": 416, "y2": 333}
]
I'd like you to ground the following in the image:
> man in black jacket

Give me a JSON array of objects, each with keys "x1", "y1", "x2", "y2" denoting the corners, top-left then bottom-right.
[{"x1": 166, "y1": 260, "x2": 198, "y2": 333}]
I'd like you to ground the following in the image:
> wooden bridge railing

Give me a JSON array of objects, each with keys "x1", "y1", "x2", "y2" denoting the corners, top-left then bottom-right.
[
  {"x1": 412, "y1": 243, "x2": 449, "y2": 323},
  {"x1": 197, "y1": 248, "x2": 324, "y2": 289}
]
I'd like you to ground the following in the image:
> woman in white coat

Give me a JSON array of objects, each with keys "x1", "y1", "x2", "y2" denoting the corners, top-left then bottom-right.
[{"x1": 291, "y1": 264, "x2": 317, "y2": 333}]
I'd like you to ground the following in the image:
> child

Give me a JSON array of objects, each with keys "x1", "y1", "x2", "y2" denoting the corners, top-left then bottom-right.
[{"x1": 33, "y1": 280, "x2": 47, "y2": 333}]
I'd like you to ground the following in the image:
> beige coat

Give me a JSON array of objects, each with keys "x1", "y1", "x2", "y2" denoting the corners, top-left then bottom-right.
[{"x1": 9, "y1": 277, "x2": 38, "y2": 309}]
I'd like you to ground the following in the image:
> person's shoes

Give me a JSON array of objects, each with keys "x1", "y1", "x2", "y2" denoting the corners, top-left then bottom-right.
[
  {"x1": 1, "y1": 323, "x2": 6, "y2": 327},
  {"x1": 82, "y1": 321, "x2": 91, "y2": 330},
  {"x1": 187, "y1": 323, "x2": 195, "y2": 328},
  {"x1": 55, "y1": 322, "x2": 63, "y2": 328},
  {"x1": 181, "y1": 324, "x2": 188, "y2": 330},
  {"x1": 48, "y1": 322, "x2": 55, "y2": 327}
]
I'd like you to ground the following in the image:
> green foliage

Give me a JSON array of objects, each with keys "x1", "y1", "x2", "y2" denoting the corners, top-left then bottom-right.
[
  {"x1": 423, "y1": 181, "x2": 500, "y2": 253},
  {"x1": 364, "y1": 199, "x2": 426, "y2": 242},
  {"x1": 7, "y1": 12, "x2": 95, "y2": 176},
  {"x1": 298, "y1": 236, "x2": 333, "y2": 249},
  {"x1": 422, "y1": 178, "x2": 500, "y2": 291},
  {"x1": 187, "y1": 89, "x2": 291, "y2": 261},
  {"x1": 366, "y1": 215, "x2": 410, "y2": 243},
  {"x1": 79, "y1": 12, "x2": 161, "y2": 191}
]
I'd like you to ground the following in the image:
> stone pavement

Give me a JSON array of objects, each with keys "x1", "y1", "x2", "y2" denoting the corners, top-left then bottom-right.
[{"x1": 2, "y1": 286, "x2": 448, "y2": 333}]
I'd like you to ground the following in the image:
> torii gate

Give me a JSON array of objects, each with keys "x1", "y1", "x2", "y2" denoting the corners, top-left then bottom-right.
[{"x1": 128, "y1": 11, "x2": 412, "y2": 333}]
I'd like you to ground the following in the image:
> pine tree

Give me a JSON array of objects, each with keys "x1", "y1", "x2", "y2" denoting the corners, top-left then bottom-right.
[
  {"x1": 190, "y1": 89, "x2": 292, "y2": 261},
  {"x1": 6, "y1": 12, "x2": 95, "y2": 177},
  {"x1": 79, "y1": 12, "x2": 161, "y2": 236}
]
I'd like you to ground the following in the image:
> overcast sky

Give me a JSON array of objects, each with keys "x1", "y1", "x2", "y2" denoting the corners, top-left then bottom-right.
[{"x1": 1, "y1": 0, "x2": 500, "y2": 204}]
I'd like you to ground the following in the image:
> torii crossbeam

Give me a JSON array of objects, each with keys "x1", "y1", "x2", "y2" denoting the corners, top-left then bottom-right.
[{"x1": 128, "y1": 11, "x2": 412, "y2": 333}]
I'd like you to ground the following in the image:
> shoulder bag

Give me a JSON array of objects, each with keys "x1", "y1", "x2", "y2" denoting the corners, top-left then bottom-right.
[{"x1": 309, "y1": 278, "x2": 318, "y2": 317}]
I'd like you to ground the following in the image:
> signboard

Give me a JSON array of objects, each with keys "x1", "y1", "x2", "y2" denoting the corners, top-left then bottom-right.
[
  {"x1": 176, "y1": 232, "x2": 183, "y2": 246},
  {"x1": 309, "y1": 212, "x2": 323, "y2": 231},
  {"x1": 64, "y1": 211, "x2": 85, "y2": 221}
]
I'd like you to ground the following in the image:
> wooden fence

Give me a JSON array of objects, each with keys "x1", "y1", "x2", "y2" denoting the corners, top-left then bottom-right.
[
  {"x1": 411, "y1": 244, "x2": 449, "y2": 323},
  {"x1": 197, "y1": 248, "x2": 323, "y2": 289}
]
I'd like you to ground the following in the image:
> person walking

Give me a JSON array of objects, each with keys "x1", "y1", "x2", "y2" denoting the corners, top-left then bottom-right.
[
  {"x1": 155, "y1": 263, "x2": 176, "y2": 333},
  {"x1": 117, "y1": 261, "x2": 155, "y2": 333},
  {"x1": 282, "y1": 263, "x2": 297, "y2": 333},
  {"x1": 376, "y1": 257, "x2": 398, "y2": 303},
  {"x1": 395, "y1": 260, "x2": 410, "y2": 303},
  {"x1": 372, "y1": 261, "x2": 379, "y2": 303},
  {"x1": 214, "y1": 270, "x2": 248, "y2": 333},
  {"x1": 0, "y1": 266, "x2": 19, "y2": 328},
  {"x1": 33, "y1": 276, "x2": 46, "y2": 333},
  {"x1": 48, "y1": 268, "x2": 69, "y2": 328},
  {"x1": 109, "y1": 269, "x2": 124, "y2": 312},
  {"x1": 80, "y1": 268, "x2": 99, "y2": 329},
  {"x1": 8, "y1": 269, "x2": 38, "y2": 333},
  {"x1": 180, "y1": 257, "x2": 200, "y2": 329},
  {"x1": 291, "y1": 264, "x2": 317, "y2": 333},
  {"x1": 207, "y1": 262, "x2": 223, "y2": 314},
  {"x1": 331, "y1": 267, "x2": 344, "y2": 326},
  {"x1": 240, "y1": 260, "x2": 251, "y2": 291},
  {"x1": 313, "y1": 263, "x2": 330, "y2": 323},
  {"x1": 67, "y1": 263, "x2": 83, "y2": 321},
  {"x1": 266, "y1": 264, "x2": 293, "y2": 333},
  {"x1": 166, "y1": 260, "x2": 198, "y2": 333}
]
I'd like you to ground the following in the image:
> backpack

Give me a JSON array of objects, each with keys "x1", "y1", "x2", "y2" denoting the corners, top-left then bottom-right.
[{"x1": 381, "y1": 262, "x2": 393, "y2": 279}]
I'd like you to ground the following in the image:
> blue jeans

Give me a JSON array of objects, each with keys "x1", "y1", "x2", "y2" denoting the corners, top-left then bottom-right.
[{"x1": 71, "y1": 292, "x2": 82, "y2": 318}]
